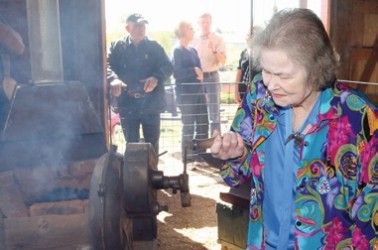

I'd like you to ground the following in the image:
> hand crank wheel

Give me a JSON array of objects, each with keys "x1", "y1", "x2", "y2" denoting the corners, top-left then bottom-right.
[
  {"x1": 123, "y1": 143, "x2": 158, "y2": 241},
  {"x1": 88, "y1": 151, "x2": 133, "y2": 249}
]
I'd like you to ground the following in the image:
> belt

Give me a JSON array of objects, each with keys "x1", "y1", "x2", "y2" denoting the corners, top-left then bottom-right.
[
  {"x1": 127, "y1": 90, "x2": 145, "y2": 99},
  {"x1": 203, "y1": 71, "x2": 218, "y2": 77}
]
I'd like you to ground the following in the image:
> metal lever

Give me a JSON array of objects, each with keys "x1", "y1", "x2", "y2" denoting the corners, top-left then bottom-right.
[
  {"x1": 192, "y1": 137, "x2": 216, "y2": 151},
  {"x1": 151, "y1": 170, "x2": 191, "y2": 207}
]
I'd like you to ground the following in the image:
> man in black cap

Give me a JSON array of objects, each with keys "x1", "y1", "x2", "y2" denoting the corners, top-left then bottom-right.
[{"x1": 107, "y1": 13, "x2": 173, "y2": 154}]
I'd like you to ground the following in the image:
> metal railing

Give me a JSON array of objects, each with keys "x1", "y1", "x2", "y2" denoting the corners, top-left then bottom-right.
[
  {"x1": 110, "y1": 81, "x2": 238, "y2": 159},
  {"x1": 110, "y1": 79, "x2": 378, "y2": 159}
]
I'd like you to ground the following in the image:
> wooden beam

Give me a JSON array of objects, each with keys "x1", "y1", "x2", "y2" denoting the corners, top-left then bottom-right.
[
  {"x1": 350, "y1": 47, "x2": 374, "y2": 61},
  {"x1": 0, "y1": 210, "x2": 5, "y2": 250},
  {"x1": 219, "y1": 192, "x2": 249, "y2": 209},
  {"x1": 330, "y1": 0, "x2": 354, "y2": 79},
  {"x1": 359, "y1": 36, "x2": 378, "y2": 91},
  {"x1": 353, "y1": 0, "x2": 378, "y2": 14}
]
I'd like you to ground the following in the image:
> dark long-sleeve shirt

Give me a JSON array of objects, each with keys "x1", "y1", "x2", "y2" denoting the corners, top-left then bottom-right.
[
  {"x1": 107, "y1": 36, "x2": 173, "y2": 113},
  {"x1": 171, "y1": 45, "x2": 204, "y2": 95}
]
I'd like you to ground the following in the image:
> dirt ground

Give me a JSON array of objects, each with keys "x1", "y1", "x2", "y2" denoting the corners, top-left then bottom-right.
[{"x1": 155, "y1": 151, "x2": 230, "y2": 250}]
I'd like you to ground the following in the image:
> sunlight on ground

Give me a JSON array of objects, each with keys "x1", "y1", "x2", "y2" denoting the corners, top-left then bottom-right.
[
  {"x1": 157, "y1": 210, "x2": 173, "y2": 223},
  {"x1": 175, "y1": 226, "x2": 221, "y2": 250},
  {"x1": 156, "y1": 151, "x2": 229, "y2": 250}
]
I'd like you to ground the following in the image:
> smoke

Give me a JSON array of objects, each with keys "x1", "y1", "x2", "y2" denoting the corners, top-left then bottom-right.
[{"x1": 0, "y1": 81, "x2": 105, "y2": 169}]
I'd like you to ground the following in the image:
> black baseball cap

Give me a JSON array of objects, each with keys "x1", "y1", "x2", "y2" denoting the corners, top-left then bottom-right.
[{"x1": 126, "y1": 13, "x2": 148, "y2": 24}]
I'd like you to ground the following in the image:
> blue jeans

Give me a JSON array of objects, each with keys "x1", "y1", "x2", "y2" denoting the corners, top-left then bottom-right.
[{"x1": 203, "y1": 72, "x2": 220, "y2": 135}]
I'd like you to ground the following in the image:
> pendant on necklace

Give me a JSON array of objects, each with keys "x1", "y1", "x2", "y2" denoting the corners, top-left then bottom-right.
[{"x1": 285, "y1": 132, "x2": 304, "y2": 147}]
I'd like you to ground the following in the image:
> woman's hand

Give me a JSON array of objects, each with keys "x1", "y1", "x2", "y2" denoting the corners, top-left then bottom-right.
[{"x1": 210, "y1": 130, "x2": 244, "y2": 161}]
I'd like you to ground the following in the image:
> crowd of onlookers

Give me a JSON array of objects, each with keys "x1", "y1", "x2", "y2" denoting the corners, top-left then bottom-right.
[{"x1": 107, "y1": 12, "x2": 256, "y2": 163}]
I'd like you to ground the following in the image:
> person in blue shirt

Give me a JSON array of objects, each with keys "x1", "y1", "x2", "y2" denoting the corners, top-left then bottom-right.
[
  {"x1": 210, "y1": 8, "x2": 377, "y2": 249},
  {"x1": 171, "y1": 21, "x2": 209, "y2": 163},
  {"x1": 107, "y1": 13, "x2": 173, "y2": 154}
]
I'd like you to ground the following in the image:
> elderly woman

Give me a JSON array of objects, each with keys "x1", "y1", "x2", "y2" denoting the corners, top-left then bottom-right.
[
  {"x1": 211, "y1": 8, "x2": 377, "y2": 249},
  {"x1": 171, "y1": 21, "x2": 209, "y2": 163}
]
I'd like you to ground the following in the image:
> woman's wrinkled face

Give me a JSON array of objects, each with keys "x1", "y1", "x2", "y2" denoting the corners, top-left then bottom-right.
[{"x1": 260, "y1": 49, "x2": 314, "y2": 108}]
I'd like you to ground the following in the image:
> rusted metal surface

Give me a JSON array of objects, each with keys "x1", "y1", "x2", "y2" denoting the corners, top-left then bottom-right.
[
  {"x1": 123, "y1": 143, "x2": 190, "y2": 241},
  {"x1": 193, "y1": 138, "x2": 222, "y2": 169},
  {"x1": 192, "y1": 137, "x2": 215, "y2": 151},
  {"x1": 89, "y1": 143, "x2": 191, "y2": 249},
  {"x1": 89, "y1": 150, "x2": 132, "y2": 250}
]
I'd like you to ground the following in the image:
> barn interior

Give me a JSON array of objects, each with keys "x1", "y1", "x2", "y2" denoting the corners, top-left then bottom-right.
[{"x1": 0, "y1": 0, "x2": 376, "y2": 249}]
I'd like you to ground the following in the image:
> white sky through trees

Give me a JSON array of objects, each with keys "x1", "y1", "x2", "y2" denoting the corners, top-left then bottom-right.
[{"x1": 105, "y1": 0, "x2": 322, "y2": 43}]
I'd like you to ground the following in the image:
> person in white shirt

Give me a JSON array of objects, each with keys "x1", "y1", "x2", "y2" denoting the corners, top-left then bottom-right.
[{"x1": 191, "y1": 13, "x2": 226, "y2": 135}]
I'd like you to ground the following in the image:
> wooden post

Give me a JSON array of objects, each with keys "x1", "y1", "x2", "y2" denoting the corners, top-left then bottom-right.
[
  {"x1": 358, "y1": 36, "x2": 378, "y2": 91},
  {"x1": 0, "y1": 209, "x2": 5, "y2": 250}
]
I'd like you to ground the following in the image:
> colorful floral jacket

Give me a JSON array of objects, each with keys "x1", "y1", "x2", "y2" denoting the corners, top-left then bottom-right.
[{"x1": 221, "y1": 76, "x2": 378, "y2": 249}]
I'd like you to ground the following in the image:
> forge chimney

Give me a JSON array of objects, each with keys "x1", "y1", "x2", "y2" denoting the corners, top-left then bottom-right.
[{"x1": 27, "y1": 0, "x2": 64, "y2": 83}]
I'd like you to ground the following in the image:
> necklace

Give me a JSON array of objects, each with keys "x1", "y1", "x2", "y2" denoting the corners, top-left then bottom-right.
[
  {"x1": 285, "y1": 109, "x2": 312, "y2": 147},
  {"x1": 285, "y1": 91, "x2": 321, "y2": 148},
  {"x1": 292, "y1": 109, "x2": 309, "y2": 132},
  {"x1": 284, "y1": 131, "x2": 304, "y2": 147}
]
